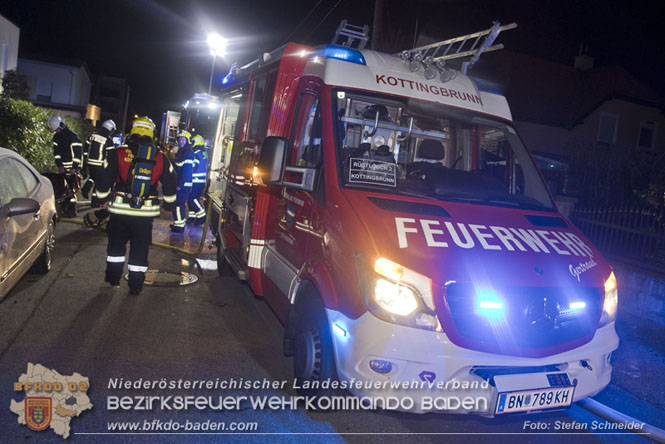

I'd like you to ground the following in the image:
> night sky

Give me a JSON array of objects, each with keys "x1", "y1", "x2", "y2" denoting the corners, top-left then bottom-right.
[{"x1": 2, "y1": 0, "x2": 664, "y2": 123}]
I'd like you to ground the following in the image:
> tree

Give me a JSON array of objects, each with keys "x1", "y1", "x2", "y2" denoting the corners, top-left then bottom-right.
[{"x1": 1, "y1": 69, "x2": 31, "y2": 100}]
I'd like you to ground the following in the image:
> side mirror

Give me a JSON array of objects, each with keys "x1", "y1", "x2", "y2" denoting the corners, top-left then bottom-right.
[
  {"x1": 258, "y1": 136, "x2": 288, "y2": 184},
  {"x1": 3, "y1": 198, "x2": 40, "y2": 217}
]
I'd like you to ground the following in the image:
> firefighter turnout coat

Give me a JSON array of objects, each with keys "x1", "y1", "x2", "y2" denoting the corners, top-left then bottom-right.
[
  {"x1": 82, "y1": 127, "x2": 115, "y2": 204},
  {"x1": 53, "y1": 127, "x2": 83, "y2": 171},
  {"x1": 84, "y1": 127, "x2": 115, "y2": 169}
]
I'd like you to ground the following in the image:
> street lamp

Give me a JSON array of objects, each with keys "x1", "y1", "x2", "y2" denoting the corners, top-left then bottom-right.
[{"x1": 207, "y1": 32, "x2": 227, "y2": 95}]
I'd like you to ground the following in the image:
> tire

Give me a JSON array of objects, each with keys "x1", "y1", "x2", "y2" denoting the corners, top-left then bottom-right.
[
  {"x1": 33, "y1": 219, "x2": 55, "y2": 274},
  {"x1": 293, "y1": 294, "x2": 339, "y2": 398},
  {"x1": 216, "y1": 235, "x2": 232, "y2": 277}
]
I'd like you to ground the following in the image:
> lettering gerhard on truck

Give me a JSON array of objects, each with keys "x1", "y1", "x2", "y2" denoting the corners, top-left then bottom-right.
[{"x1": 206, "y1": 22, "x2": 619, "y2": 415}]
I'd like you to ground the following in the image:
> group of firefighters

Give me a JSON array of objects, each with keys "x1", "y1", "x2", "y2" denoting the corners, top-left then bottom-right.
[{"x1": 46, "y1": 115, "x2": 209, "y2": 295}]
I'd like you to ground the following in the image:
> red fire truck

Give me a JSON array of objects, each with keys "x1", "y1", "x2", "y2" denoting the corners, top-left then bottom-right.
[{"x1": 206, "y1": 22, "x2": 619, "y2": 415}]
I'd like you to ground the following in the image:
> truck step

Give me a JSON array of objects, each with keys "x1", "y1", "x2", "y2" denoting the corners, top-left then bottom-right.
[{"x1": 224, "y1": 248, "x2": 247, "y2": 281}]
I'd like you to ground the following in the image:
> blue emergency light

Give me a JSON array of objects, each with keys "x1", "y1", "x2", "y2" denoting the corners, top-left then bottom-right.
[
  {"x1": 315, "y1": 45, "x2": 366, "y2": 65},
  {"x1": 475, "y1": 289, "x2": 506, "y2": 318}
]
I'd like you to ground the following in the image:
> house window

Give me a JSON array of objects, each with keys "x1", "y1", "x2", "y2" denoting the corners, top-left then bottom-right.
[
  {"x1": 637, "y1": 121, "x2": 656, "y2": 150},
  {"x1": 36, "y1": 78, "x2": 52, "y2": 103},
  {"x1": 597, "y1": 112, "x2": 618, "y2": 144}
]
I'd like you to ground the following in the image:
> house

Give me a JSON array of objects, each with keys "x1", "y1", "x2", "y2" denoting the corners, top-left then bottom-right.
[
  {"x1": 17, "y1": 56, "x2": 93, "y2": 118},
  {"x1": 474, "y1": 51, "x2": 665, "y2": 209},
  {"x1": 91, "y1": 75, "x2": 131, "y2": 133},
  {"x1": 0, "y1": 13, "x2": 20, "y2": 93}
]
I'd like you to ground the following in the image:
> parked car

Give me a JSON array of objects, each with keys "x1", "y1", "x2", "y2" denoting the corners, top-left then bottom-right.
[{"x1": 0, "y1": 147, "x2": 57, "y2": 300}]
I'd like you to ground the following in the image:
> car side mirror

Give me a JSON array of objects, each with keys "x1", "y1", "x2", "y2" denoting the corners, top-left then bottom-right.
[
  {"x1": 3, "y1": 198, "x2": 40, "y2": 217},
  {"x1": 257, "y1": 136, "x2": 288, "y2": 184}
]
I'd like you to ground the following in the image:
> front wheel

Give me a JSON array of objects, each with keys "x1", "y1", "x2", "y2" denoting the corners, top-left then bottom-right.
[
  {"x1": 293, "y1": 295, "x2": 338, "y2": 397},
  {"x1": 33, "y1": 219, "x2": 55, "y2": 274}
]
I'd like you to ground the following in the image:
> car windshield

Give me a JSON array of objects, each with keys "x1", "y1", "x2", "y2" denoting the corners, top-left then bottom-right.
[{"x1": 333, "y1": 90, "x2": 555, "y2": 210}]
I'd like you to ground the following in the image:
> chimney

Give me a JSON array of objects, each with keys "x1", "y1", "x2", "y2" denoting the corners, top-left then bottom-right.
[{"x1": 574, "y1": 44, "x2": 594, "y2": 71}]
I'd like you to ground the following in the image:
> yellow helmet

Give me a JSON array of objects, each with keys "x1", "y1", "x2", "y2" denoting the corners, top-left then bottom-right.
[
  {"x1": 130, "y1": 116, "x2": 155, "y2": 139},
  {"x1": 192, "y1": 135, "x2": 205, "y2": 148},
  {"x1": 177, "y1": 130, "x2": 192, "y2": 145}
]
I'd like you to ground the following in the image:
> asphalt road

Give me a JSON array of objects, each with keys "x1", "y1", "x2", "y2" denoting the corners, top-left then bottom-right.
[{"x1": 0, "y1": 219, "x2": 662, "y2": 443}]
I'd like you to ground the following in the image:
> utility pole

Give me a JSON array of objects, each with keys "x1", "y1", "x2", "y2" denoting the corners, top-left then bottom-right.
[{"x1": 372, "y1": 0, "x2": 384, "y2": 51}]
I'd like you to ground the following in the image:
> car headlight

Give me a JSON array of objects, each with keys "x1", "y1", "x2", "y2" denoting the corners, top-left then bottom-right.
[
  {"x1": 599, "y1": 271, "x2": 618, "y2": 326},
  {"x1": 356, "y1": 254, "x2": 440, "y2": 331}
]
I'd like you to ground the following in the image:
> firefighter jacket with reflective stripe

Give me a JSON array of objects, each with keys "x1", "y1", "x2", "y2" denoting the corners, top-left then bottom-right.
[
  {"x1": 53, "y1": 128, "x2": 83, "y2": 171},
  {"x1": 175, "y1": 145, "x2": 195, "y2": 188},
  {"x1": 84, "y1": 128, "x2": 114, "y2": 168},
  {"x1": 192, "y1": 148, "x2": 208, "y2": 184},
  {"x1": 96, "y1": 142, "x2": 177, "y2": 217}
]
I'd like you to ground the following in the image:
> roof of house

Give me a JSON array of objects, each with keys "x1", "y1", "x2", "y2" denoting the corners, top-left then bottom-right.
[
  {"x1": 19, "y1": 54, "x2": 93, "y2": 82},
  {"x1": 473, "y1": 51, "x2": 665, "y2": 129}
]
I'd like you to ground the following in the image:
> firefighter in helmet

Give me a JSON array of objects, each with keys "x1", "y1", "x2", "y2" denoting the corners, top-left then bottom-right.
[
  {"x1": 170, "y1": 130, "x2": 195, "y2": 233},
  {"x1": 47, "y1": 115, "x2": 84, "y2": 217},
  {"x1": 96, "y1": 116, "x2": 177, "y2": 295},
  {"x1": 82, "y1": 119, "x2": 116, "y2": 229},
  {"x1": 188, "y1": 134, "x2": 208, "y2": 226}
]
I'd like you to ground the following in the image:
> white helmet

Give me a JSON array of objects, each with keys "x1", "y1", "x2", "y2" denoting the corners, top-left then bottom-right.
[
  {"x1": 102, "y1": 119, "x2": 116, "y2": 133},
  {"x1": 47, "y1": 115, "x2": 66, "y2": 131}
]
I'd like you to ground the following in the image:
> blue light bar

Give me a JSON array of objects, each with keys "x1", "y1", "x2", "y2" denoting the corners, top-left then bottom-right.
[
  {"x1": 475, "y1": 289, "x2": 506, "y2": 318},
  {"x1": 479, "y1": 301, "x2": 503, "y2": 310},
  {"x1": 315, "y1": 45, "x2": 366, "y2": 65}
]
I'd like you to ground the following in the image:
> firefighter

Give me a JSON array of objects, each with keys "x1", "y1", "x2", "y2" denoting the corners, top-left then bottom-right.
[
  {"x1": 47, "y1": 115, "x2": 83, "y2": 217},
  {"x1": 188, "y1": 134, "x2": 208, "y2": 226},
  {"x1": 82, "y1": 119, "x2": 116, "y2": 229},
  {"x1": 96, "y1": 116, "x2": 177, "y2": 295},
  {"x1": 170, "y1": 130, "x2": 195, "y2": 233}
]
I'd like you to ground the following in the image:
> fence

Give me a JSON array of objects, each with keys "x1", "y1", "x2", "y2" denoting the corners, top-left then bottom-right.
[{"x1": 569, "y1": 205, "x2": 665, "y2": 275}]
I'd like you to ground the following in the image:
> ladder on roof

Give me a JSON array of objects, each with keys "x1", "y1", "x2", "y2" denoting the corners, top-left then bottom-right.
[
  {"x1": 398, "y1": 21, "x2": 517, "y2": 75},
  {"x1": 332, "y1": 20, "x2": 370, "y2": 49}
]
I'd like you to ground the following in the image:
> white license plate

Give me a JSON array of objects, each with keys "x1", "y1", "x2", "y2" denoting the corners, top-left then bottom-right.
[{"x1": 495, "y1": 386, "x2": 575, "y2": 414}]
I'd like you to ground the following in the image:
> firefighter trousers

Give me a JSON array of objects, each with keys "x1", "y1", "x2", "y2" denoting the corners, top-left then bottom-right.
[
  {"x1": 187, "y1": 183, "x2": 206, "y2": 221},
  {"x1": 105, "y1": 214, "x2": 153, "y2": 293},
  {"x1": 172, "y1": 187, "x2": 191, "y2": 228},
  {"x1": 84, "y1": 165, "x2": 103, "y2": 207}
]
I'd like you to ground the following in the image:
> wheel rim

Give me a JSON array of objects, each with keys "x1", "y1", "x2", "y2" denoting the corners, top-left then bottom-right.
[
  {"x1": 295, "y1": 327, "x2": 321, "y2": 381},
  {"x1": 45, "y1": 224, "x2": 55, "y2": 269}
]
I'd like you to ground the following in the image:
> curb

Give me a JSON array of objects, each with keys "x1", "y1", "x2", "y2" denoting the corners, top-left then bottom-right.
[{"x1": 578, "y1": 398, "x2": 665, "y2": 443}]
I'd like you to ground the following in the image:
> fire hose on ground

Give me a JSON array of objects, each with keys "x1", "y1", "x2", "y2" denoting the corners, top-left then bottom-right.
[{"x1": 58, "y1": 197, "x2": 216, "y2": 284}]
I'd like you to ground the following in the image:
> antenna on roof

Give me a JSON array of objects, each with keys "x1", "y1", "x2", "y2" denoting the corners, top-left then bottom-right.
[
  {"x1": 332, "y1": 20, "x2": 370, "y2": 49},
  {"x1": 397, "y1": 21, "x2": 517, "y2": 80}
]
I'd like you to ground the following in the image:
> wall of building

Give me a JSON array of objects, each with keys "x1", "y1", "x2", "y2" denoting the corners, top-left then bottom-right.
[
  {"x1": 0, "y1": 14, "x2": 20, "y2": 91},
  {"x1": 17, "y1": 58, "x2": 91, "y2": 107},
  {"x1": 514, "y1": 121, "x2": 571, "y2": 157},
  {"x1": 572, "y1": 99, "x2": 665, "y2": 152}
]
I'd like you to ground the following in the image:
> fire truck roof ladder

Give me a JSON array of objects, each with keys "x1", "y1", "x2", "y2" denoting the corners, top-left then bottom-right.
[
  {"x1": 398, "y1": 21, "x2": 517, "y2": 75},
  {"x1": 332, "y1": 20, "x2": 370, "y2": 49}
]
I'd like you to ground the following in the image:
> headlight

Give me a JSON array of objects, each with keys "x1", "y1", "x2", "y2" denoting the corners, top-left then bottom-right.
[
  {"x1": 356, "y1": 254, "x2": 440, "y2": 331},
  {"x1": 374, "y1": 278, "x2": 419, "y2": 316},
  {"x1": 599, "y1": 271, "x2": 618, "y2": 326}
]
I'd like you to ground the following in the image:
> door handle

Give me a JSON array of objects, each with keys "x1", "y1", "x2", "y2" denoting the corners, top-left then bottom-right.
[{"x1": 33, "y1": 210, "x2": 40, "y2": 220}]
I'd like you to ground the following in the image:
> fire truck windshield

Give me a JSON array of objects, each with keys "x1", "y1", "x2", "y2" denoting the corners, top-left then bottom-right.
[{"x1": 334, "y1": 90, "x2": 555, "y2": 211}]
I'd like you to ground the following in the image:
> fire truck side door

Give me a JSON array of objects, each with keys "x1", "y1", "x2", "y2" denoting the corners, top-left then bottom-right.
[{"x1": 268, "y1": 84, "x2": 324, "y2": 301}]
